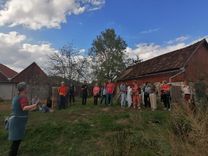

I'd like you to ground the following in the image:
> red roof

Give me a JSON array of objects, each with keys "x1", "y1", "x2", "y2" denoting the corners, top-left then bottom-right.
[
  {"x1": 0, "y1": 64, "x2": 18, "y2": 79},
  {"x1": 118, "y1": 39, "x2": 208, "y2": 81},
  {"x1": 0, "y1": 71, "x2": 9, "y2": 82}
]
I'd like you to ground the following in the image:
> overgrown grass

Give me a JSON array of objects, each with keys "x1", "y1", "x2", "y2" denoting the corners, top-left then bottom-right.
[
  {"x1": 0, "y1": 99, "x2": 171, "y2": 156},
  {"x1": 169, "y1": 104, "x2": 208, "y2": 156}
]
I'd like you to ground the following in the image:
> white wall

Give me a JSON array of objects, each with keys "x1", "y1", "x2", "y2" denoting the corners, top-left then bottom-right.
[{"x1": 0, "y1": 83, "x2": 17, "y2": 100}]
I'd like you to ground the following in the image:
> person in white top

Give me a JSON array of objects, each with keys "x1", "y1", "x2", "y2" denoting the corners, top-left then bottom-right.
[
  {"x1": 181, "y1": 81, "x2": 193, "y2": 112},
  {"x1": 126, "y1": 85, "x2": 132, "y2": 108}
]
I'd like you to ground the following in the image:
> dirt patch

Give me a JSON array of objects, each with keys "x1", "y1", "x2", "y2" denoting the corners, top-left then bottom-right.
[
  {"x1": 0, "y1": 103, "x2": 11, "y2": 111},
  {"x1": 101, "y1": 107, "x2": 111, "y2": 112},
  {"x1": 116, "y1": 119, "x2": 130, "y2": 126}
]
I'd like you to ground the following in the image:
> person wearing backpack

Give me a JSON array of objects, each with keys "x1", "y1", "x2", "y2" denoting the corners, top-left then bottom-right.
[{"x1": 8, "y1": 82, "x2": 38, "y2": 156}]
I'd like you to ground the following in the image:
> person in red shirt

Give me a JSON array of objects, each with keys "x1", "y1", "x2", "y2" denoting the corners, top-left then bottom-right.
[
  {"x1": 106, "y1": 80, "x2": 115, "y2": 105},
  {"x1": 93, "y1": 83, "x2": 100, "y2": 105},
  {"x1": 161, "y1": 80, "x2": 171, "y2": 111},
  {"x1": 58, "y1": 81, "x2": 68, "y2": 109},
  {"x1": 132, "y1": 81, "x2": 141, "y2": 109}
]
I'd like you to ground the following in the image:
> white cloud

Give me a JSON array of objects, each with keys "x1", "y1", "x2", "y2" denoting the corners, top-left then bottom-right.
[
  {"x1": 0, "y1": 31, "x2": 26, "y2": 45},
  {"x1": 0, "y1": 0, "x2": 105, "y2": 30},
  {"x1": 0, "y1": 31, "x2": 58, "y2": 72},
  {"x1": 126, "y1": 42, "x2": 186, "y2": 61},
  {"x1": 167, "y1": 35, "x2": 189, "y2": 44},
  {"x1": 126, "y1": 36, "x2": 208, "y2": 61}
]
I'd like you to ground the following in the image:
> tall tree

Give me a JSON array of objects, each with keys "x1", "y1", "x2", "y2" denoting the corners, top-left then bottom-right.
[
  {"x1": 90, "y1": 28, "x2": 127, "y2": 81},
  {"x1": 47, "y1": 44, "x2": 91, "y2": 82}
]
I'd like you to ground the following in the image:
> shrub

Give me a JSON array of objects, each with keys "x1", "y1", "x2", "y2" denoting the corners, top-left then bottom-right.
[
  {"x1": 169, "y1": 104, "x2": 208, "y2": 156},
  {"x1": 194, "y1": 81, "x2": 208, "y2": 107},
  {"x1": 170, "y1": 115, "x2": 192, "y2": 139}
]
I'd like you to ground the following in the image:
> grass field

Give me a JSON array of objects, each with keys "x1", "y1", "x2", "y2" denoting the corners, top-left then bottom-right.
[{"x1": 0, "y1": 99, "x2": 171, "y2": 156}]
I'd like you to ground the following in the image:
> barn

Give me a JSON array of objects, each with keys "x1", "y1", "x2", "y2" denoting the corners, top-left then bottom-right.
[
  {"x1": 0, "y1": 62, "x2": 49, "y2": 101},
  {"x1": 0, "y1": 64, "x2": 18, "y2": 100},
  {"x1": 12, "y1": 62, "x2": 49, "y2": 100},
  {"x1": 118, "y1": 39, "x2": 208, "y2": 85}
]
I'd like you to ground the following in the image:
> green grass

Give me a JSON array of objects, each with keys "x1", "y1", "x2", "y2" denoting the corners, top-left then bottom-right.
[{"x1": 0, "y1": 99, "x2": 171, "y2": 156}]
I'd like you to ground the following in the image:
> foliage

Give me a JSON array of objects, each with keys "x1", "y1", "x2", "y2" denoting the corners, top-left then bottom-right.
[
  {"x1": 125, "y1": 55, "x2": 142, "y2": 67},
  {"x1": 90, "y1": 28, "x2": 127, "y2": 82},
  {"x1": 169, "y1": 104, "x2": 208, "y2": 156},
  {"x1": 48, "y1": 44, "x2": 92, "y2": 82}
]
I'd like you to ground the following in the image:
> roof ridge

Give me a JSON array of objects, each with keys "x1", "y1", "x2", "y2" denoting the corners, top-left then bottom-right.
[
  {"x1": 0, "y1": 63, "x2": 18, "y2": 73},
  {"x1": 118, "y1": 39, "x2": 207, "y2": 81},
  {"x1": 0, "y1": 70, "x2": 8, "y2": 78},
  {"x1": 0, "y1": 63, "x2": 18, "y2": 78},
  {"x1": 12, "y1": 62, "x2": 47, "y2": 81},
  {"x1": 136, "y1": 39, "x2": 206, "y2": 65}
]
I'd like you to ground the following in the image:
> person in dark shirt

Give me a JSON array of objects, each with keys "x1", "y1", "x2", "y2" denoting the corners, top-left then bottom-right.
[
  {"x1": 46, "y1": 96, "x2": 52, "y2": 108},
  {"x1": 69, "y1": 84, "x2": 75, "y2": 104},
  {"x1": 81, "y1": 81, "x2": 88, "y2": 105}
]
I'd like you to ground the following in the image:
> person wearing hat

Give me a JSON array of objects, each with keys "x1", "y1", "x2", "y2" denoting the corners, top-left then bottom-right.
[
  {"x1": 81, "y1": 80, "x2": 88, "y2": 105},
  {"x1": 8, "y1": 82, "x2": 38, "y2": 156},
  {"x1": 57, "y1": 81, "x2": 68, "y2": 109}
]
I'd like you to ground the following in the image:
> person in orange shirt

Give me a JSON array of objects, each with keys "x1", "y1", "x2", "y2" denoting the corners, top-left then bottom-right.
[
  {"x1": 132, "y1": 81, "x2": 141, "y2": 109},
  {"x1": 58, "y1": 81, "x2": 68, "y2": 109},
  {"x1": 93, "y1": 83, "x2": 100, "y2": 105},
  {"x1": 161, "y1": 80, "x2": 171, "y2": 111}
]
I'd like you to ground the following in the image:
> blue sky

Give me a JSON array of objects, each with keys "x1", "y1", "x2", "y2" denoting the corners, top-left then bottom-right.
[
  {"x1": 13, "y1": 0, "x2": 208, "y2": 48},
  {"x1": 0, "y1": 0, "x2": 207, "y2": 71}
]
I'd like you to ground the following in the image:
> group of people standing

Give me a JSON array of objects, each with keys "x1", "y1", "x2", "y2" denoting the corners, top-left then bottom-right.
[
  {"x1": 119, "y1": 81, "x2": 156, "y2": 110},
  {"x1": 57, "y1": 80, "x2": 116, "y2": 107},
  {"x1": 80, "y1": 80, "x2": 117, "y2": 106},
  {"x1": 118, "y1": 80, "x2": 195, "y2": 112},
  {"x1": 119, "y1": 80, "x2": 172, "y2": 111},
  {"x1": 57, "y1": 79, "x2": 193, "y2": 112},
  {"x1": 92, "y1": 80, "x2": 115, "y2": 105}
]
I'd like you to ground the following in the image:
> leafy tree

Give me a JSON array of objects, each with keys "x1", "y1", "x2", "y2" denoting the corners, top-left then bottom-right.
[
  {"x1": 125, "y1": 55, "x2": 142, "y2": 67},
  {"x1": 90, "y1": 28, "x2": 127, "y2": 82},
  {"x1": 48, "y1": 44, "x2": 91, "y2": 82}
]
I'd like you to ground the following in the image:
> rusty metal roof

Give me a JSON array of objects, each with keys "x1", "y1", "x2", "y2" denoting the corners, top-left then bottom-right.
[
  {"x1": 0, "y1": 64, "x2": 18, "y2": 79},
  {"x1": 118, "y1": 39, "x2": 208, "y2": 81}
]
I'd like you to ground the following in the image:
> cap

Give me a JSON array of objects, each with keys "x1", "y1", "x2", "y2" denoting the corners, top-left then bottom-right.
[{"x1": 17, "y1": 82, "x2": 27, "y2": 92}]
